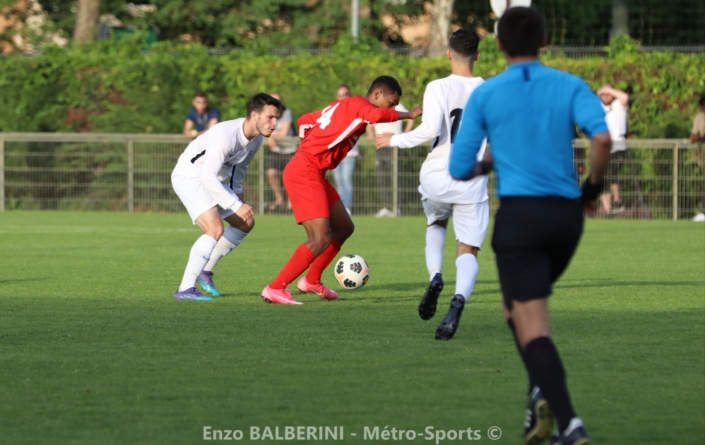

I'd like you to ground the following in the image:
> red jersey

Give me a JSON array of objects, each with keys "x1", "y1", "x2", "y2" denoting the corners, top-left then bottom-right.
[{"x1": 296, "y1": 96, "x2": 400, "y2": 170}]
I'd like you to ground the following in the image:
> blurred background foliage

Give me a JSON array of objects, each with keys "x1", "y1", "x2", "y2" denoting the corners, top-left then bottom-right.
[
  {"x1": 25, "y1": 0, "x2": 705, "y2": 48},
  {"x1": 0, "y1": 34, "x2": 702, "y2": 138}
]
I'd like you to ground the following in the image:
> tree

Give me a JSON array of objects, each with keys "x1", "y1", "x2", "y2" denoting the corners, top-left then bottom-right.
[
  {"x1": 73, "y1": 0, "x2": 100, "y2": 42},
  {"x1": 428, "y1": 0, "x2": 454, "y2": 57}
]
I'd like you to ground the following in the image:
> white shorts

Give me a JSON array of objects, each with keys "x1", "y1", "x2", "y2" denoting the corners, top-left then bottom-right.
[
  {"x1": 422, "y1": 199, "x2": 489, "y2": 249},
  {"x1": 171, "y1": 168, "x2": 235, "y2": 224}
]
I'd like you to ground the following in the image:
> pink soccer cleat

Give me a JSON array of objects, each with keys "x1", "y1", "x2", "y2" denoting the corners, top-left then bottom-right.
[
  {"x1": 261, "y1": 285, "x2": 302, "y2": 305},
  {"x1": 297, "y1": 276, "x2": 338, "y2": 300}
]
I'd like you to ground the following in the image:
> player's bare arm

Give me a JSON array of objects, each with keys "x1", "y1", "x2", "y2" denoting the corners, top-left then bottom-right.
[
  {"x1": 373, "y1": 107, "x2": 422, "y2": 149},
  {"x1": 398, "y1": 106, "x2": 423, "y2": 121},
  {"x1": 184, "y1": 119, "x2": 196, "y2": 138},
  {"x1": 581, "y1": 131, "x2": 612, "y2": 215}
]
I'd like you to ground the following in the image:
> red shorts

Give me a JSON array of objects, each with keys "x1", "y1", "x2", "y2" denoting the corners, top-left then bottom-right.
[{"x1": 283, "y1": 153, "x2": 340, "y2": 224}]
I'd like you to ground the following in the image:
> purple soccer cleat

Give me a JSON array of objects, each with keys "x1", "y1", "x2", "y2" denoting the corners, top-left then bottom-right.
[
  {"x1": 174, "y1": 287, "x2": 213, "y2": 301},
  {"x1": 197, "y1": 271, "x2": 221, "y2": 297}
]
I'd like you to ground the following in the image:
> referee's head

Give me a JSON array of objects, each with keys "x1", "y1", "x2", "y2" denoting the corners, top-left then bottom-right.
[{"x1": 497, "y1": 7, "x2": 547, "y2": 57}]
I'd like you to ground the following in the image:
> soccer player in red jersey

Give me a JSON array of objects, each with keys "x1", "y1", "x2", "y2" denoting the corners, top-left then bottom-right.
[{"x1": 262, "y1": 76, "x2": 423, "y2": 304}]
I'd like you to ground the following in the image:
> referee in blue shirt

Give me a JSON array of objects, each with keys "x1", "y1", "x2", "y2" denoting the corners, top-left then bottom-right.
[{"x1": 450, "y1": 7, "x2": 611, "y2": 445}]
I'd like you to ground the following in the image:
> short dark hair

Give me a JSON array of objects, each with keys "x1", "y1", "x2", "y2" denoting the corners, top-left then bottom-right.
[
  {"x1": 497, "y1": 7, "x2": 546, "y2": 57},
  {"x1": 449, "y1": 29, "x2": 480, "y2": 58},
  {"x1": 699, "y1": 94, "x2": 705, "y2": 107},
  {"x1": 194, "y1": 91, "x2": 208, "y2": 99},
  {"x1": 246, "y1": 93, "x2": 286, "y2": 117},
  {"x1": 367, "y1": 76, "x2": 402, "y2": 97}
]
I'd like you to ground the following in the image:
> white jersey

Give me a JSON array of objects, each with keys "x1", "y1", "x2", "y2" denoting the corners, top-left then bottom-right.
[
  {"x1": 390, "y1": 74, "x2": 488, "y2": 204},
  {"x1": 174, "y1": 118, "x2": 262, "y2": 212}
]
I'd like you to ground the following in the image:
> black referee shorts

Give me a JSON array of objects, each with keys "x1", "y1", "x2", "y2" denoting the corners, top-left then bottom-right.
[{"x1": 491, "y1": 197, "x2": 584, "y2": 310}]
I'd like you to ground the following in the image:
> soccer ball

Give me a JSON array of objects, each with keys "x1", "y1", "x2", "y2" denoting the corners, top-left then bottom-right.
[{"x1": 334, "y1": 254, "x2": 370, "y2": 290}]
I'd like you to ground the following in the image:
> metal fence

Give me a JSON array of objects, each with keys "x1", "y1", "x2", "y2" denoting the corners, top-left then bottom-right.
[{"x1": 0, "y1": 133, "x2": 702, "y2": 220}]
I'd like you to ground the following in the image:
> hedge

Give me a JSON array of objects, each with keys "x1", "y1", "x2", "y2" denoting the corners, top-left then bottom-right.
[{"x1": 0, "y1": 35, "x2": 703, "y2": 138}]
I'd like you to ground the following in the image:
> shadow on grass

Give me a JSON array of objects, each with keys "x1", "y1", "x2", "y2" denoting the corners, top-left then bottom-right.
[
  {"x1": 371, "y1": 280, "x2": 497, "y2": 292},
  {"x1": 554, "y1": 280, "x2": 703, "y2": 289}
]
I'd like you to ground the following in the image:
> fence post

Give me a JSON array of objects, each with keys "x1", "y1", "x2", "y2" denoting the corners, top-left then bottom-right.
[
  {"x1": 258, "y1": 144, "x2": 265, "y2": 215},
  {"x1": 0, "y1": 135, "x2": 4, "y2": 212},
  {"x1": 392, "y1": 146, "x2": 399, "y2": 217},
  {"x1": 672, "y1": 144, "x2": 678, "y2": 221},
  {"x1": 127, "y1": 138, "x2": 134, "y2": 213}
]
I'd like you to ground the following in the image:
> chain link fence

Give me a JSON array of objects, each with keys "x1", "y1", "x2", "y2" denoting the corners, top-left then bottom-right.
[{"x1": 0, "y1": 134, "x2": 702, "y2": 220}]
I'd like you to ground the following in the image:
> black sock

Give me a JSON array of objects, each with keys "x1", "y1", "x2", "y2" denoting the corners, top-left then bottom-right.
[
  {"x1": 523, "y1": 336, "x2": 577, "y2": 432},
  {"x1": 507, "y1": 318, "x2": 536, "y2": 395}
]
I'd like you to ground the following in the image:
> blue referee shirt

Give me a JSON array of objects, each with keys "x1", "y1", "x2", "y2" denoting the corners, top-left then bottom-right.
[{"x1": 449, "y1": 61, "x2": 608, "y2": 199}]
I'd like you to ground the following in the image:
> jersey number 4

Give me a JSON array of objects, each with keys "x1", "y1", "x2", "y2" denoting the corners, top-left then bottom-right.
[
  {"x1": 316, "y1": 103, "x2": 340, "y2": 130},
  {"x1": 432, "y1": 108, "x2": 463, "y2": 149}
]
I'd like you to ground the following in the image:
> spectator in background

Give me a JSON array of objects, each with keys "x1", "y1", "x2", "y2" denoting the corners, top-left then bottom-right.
[
  {"x1": 367, "y1": 104, "x2": 415, "y2": 217},
  {"x1": 266, "y1": 93, "x2": 297, "y2": 212},
  {"x1": 690, "y1": 94, "x2": 705, "y2": 222},
  {"x1": 332, "y1": 85, "x2": 358, "y2": 214},
  {"x1": 597, "y1": 84, "x2": 629, "y2": 213},
  {"x1": 184, "y1": 91, "x2": 221, "y2": 139}
]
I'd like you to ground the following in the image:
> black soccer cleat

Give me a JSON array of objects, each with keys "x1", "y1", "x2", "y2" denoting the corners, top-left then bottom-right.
[
  {"x1": 418, "y1": 273, "x2": 444, "y2": 320},
  {"x1": 550, "y1": 418, "x2": 589, "y2": 445},
  {"x1": 435, "y1": 294, "x2": 465, "y2": 341},
  {"x1": 524, "y1": 386, "x2": 554, "y2": 445}
]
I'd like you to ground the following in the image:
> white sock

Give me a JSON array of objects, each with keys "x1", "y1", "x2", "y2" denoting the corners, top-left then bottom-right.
[
  {"x1": 203, "y1": 226, "x2": 248, "y2": 272},
  {"x1": 178, "y1": 235, "x2": 217, "y2": 291},
  {"x1": 454, "y1": 253, "x2": 479, "y2": 301},
  {"x1": 426, "y1": 225, "x2": 446, "y2": 280}
]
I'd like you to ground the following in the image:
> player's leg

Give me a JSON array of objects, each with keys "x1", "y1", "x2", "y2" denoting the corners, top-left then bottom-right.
[
  {"x1": 263, "y1": 157, "x2": 331, "y2": 304},
  {"x1": 174, "y1": 206, "x2": 224, "y2": 300},
  {"x1": 267, "y1": 154, "x2": 285, "y2": 210},
  {"x1": 511, "y1": 205, "x2": 589, "y2": 444},
  {"x1": 375, "y1": 148, "x2": 393, "y2": 217},
  {"x1": 197, "y1": 209, "x2": 255, "y2": 296},
  {"x1": 334, "y1": 155, "x2": 355, "y2": 213},
  {"x1": 611, "y1": 151, "x2": 625, "y2": 211},
  {"x1": 494, "y1": 198, "x2": 587, "y2": 444},
  {"x1": 171, "y1": 170, "x2": 222, "y2": 301},
  {"x1": 418, "y1": 199, "x2": 450, "y2": 320},
  {"x1": 267, "y1": 167, "x2": 284, "y2": 209},
  {"x1": 435, "y1": 200, "x2": 488, "y2": 340},
  {"x1": 265, "y1": 216, "x2": 329, "y2": 302},
  {"x1": 299, "y1": 185, "x2": 353, "y2": 299},
  {"x1": 610, "y1": 182, "x2": 622, "y2": 209}
]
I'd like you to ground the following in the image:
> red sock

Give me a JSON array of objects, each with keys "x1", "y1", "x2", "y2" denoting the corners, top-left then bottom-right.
[
  {"x1": 306, "y1": 240, "x2": 343, "y2": 283},
  {"x1": 269, "y1": 244, "x2": 316, "y2": 289}
]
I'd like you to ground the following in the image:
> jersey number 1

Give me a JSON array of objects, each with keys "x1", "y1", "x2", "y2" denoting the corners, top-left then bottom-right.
[{"x1": 432, "y1": 108, "x2": 463, "y2": 149}]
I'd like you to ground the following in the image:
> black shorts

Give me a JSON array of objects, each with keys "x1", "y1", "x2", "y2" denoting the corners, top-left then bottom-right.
[
  {"x1": 491, "y1": 197, "x2": 584, "y2": 310},
  {"x1": 606, "y1": 150, "x2": 627, "y2": 179},
  {"x1": 267, "y1": 152, "x2": 294, "y2": 171}
]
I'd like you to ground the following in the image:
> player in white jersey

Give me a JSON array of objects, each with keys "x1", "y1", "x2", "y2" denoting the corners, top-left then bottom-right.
[
  {"x1": 376, "y1": 29, "x2": 488, "y2": 340},
  {"x1": 171, "y1": 93, "x2": 285, "y2": 300}
]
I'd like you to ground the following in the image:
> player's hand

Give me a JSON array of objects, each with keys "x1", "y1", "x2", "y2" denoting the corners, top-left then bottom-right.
[
  {"x1": 580, "y1": 176, "x2": 603, "y2": 217},
  {"x1": 469, "y1": 161, "x2": 493, "y2": 179},
  {"x1": 375, "y1": 132, "x2": 394, "y2": 150},
  {"x1": 582, "y1": 199, "x2": 598, "y2": 216},
  {"x1": 408, "y1": 106, "x2": 423, "y2": 119},
  {"x1": 236, "y1": 203, "x2": 254, "y2": 221}
]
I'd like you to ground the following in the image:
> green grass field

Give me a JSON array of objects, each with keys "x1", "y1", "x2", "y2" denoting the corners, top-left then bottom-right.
[{"x1": 0, "y1": 212, "x2": 703, "y2": 445}]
